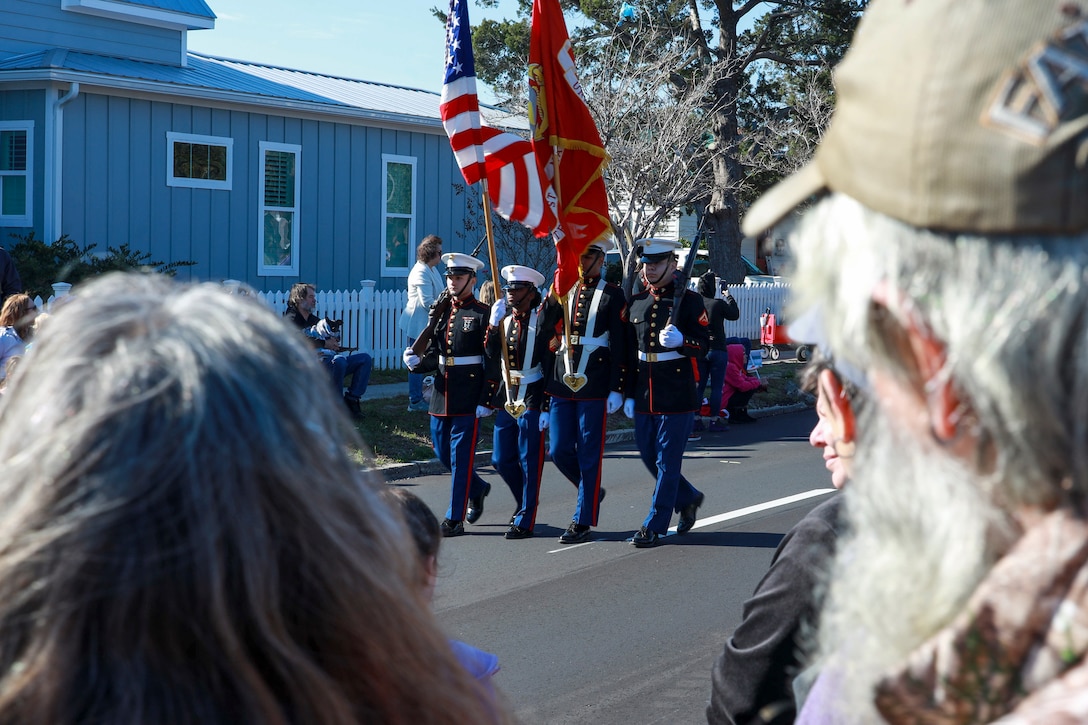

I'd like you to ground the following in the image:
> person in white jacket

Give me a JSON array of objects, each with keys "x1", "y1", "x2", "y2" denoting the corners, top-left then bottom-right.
[{"x1": 399, "y1": 235, "x2": 445, "y2": 411}]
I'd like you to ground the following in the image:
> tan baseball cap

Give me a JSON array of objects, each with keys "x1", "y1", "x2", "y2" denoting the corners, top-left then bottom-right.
[{"x1": 743, "y1": 0, "x2": 1088, "y2": 237}]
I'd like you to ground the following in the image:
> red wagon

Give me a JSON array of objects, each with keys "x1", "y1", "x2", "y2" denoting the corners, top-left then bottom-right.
[{"x1": 759, "y1": 307, "x2": 811, "y2": 362}]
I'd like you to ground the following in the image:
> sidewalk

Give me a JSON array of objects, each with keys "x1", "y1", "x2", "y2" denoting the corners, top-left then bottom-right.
[{"x1": 365, "y1": 382, "x2": 410, "y2": 400}]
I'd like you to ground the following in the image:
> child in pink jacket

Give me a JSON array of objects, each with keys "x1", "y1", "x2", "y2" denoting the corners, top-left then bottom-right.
[{"x1": 719, "y1": 344, "x2": 767, "y2": 423}]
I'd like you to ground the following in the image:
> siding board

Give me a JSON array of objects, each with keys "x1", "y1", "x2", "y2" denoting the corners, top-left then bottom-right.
[{"x1": 0, "y1": 0, "x2": 185, "y2": 67}]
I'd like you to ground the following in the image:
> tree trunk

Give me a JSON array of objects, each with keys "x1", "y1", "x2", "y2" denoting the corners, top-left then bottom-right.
[{"x1": 706, "y1": 69, "x2": 746, "y2": 284}]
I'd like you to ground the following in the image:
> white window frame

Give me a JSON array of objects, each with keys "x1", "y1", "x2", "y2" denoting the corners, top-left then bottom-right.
[
  {"x1": 0, "y1": 121, "x2": 33, "y2": 227},
  {"x1": 167, "y1": 132, "x2": 233, "y2": 190},
  {"x1": 257, "y1": 141, "x2": 302, "y2": 278},
  {"x1": 381, "y1": 154, "x2": 416, "y2": 277}
]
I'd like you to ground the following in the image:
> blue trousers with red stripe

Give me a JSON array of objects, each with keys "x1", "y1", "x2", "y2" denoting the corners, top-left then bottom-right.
[
  {"x1": 548, "y1": 397, "x2": 608, "y2": 527},
  {"x1": 491, "y1": 407, "x2": 546, "y2": 531},
  {"x1": 431, "y1": 413, "x2": 488, "y2": 522},
  {"x1": 634, "y1": 411, "x2": 702, "y2": 534}
]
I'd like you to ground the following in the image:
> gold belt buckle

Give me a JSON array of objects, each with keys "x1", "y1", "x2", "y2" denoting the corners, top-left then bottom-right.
[
  {"x1": 443, "y1": 356, "x2": 455, "y2": 366},
  {"x1": 645, "y1": 352, "x2": 658, "y2": 363},
  {"x1": 570, "y1": 333, "x2": 580, "y2": 345}
]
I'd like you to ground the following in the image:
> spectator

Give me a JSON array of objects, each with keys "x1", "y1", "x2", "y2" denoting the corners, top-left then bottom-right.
[
  {"x1": 695, "y1": 271, "x2": 739, "y2": 433},
  {"x1": 707, "y1": 346, "x2": 861, "y2": 724},
  {"x1": 744, "y1": 0, "x2": 1088, "y2": 720},
  {"x1": 479, "y1": 279, "x2": 497, "y2": 306},
  {"x1": 0, "y1": 293, "x2": 36, "y2": 382},
  {"x1": 720, "y1": 343, "x2": 766, "y2": 424},
  {"x1": 0, "y1": 272, "x2": 510, "y2": 723},
  {"x1": 0, "y1": 246, "x2": 22, "y2": 305},
  {"x1": 400, "y1": 235, "x2": 445, "y2": 412},
  {"x1": 285, "y1": 282, "x2": 372, "y2": 419},
  {"x1": 381, "y1": 487, "x2": 501, "y2": 697}
]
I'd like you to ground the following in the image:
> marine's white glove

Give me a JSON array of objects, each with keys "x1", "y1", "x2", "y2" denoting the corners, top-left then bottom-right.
[
  {"x1": 623, "y1": 398, "x2": 635, "y2": 419},
  {"x1": 314, "y1": 318, "x2": 333, "y2": 338},
  {"x1": 538, "y1": 412, "x2": 550, "y2": 432},
  {"x1": 475, "y1": 405, "x2": 493, "y2": 419},
  {"x1": 658, "y1": 324, "x2": 683, "y2": 349},
  {"x1": 489, "y1": 297, "x2": 507, "y2": 327},
  {"x1": 607, "y1": 391, "x2": 624, "y2": 415},
  {"x1": 402, "y1": 347, "x2": 420, "y2": 369}
]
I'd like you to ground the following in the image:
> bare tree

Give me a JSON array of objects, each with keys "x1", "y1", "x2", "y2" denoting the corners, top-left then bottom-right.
[{"x1": 465, "y1": 0, "x2": 864, "y2": 283}]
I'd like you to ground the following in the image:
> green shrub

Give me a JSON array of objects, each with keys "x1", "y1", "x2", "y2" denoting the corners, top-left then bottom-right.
[{"x1": 8, "y1": 232, "x2": 196, "y2": 298}]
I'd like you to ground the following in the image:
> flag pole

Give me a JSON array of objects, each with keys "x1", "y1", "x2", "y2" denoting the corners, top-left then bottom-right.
[
  {"x1": 481, "y1": 177, "x2": 520, "y2": 412},
  {"x1": 480, "y1": 178, "x2": 501, "y2": 285},
  {"x1": 551, "y1": 146, "x2": 585, "y2": 393}
]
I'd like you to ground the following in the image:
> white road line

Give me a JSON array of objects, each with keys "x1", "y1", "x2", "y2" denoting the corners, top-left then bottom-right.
[
  {"x1": 547, "y1": 541, "x2": 596, "y2": 554},
  {"x1": 668, "y1": 488, "x2": 836, "y2": 534},
  {"x1": 549, "y1": 488, "x2": 836, "y2": 552}
]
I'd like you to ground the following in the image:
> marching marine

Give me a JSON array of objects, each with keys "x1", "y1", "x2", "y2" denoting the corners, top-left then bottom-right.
[
  {"x1": 540, "y1": 238, "x2": 632, "y2": 544},
  {"x1": 403, "y1": 253, "x2": 498, "y2": 537},
  {"x1": 486, "y1": 265, "x2": 553, "y2": 539},
  {"x1": 624, "y1": 238, "x2": 710, "y2": 547}
]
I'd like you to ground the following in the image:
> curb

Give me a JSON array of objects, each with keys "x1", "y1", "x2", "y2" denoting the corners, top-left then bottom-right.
[{"x1": 373, "y1": 400, "x2": 813, "y2": 481}]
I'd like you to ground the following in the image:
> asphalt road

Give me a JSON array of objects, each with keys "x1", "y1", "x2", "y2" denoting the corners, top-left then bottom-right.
[{"x1": 396, "y1": 409, "x2": 830, "y2": 724}]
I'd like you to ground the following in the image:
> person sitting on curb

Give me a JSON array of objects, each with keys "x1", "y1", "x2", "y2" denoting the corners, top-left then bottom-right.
[
  {"x1": 285, "y1": 282, "x2": 373, "y2": 419},
  {"x1": 720, "y1": 343, "x2": 767, "y2": 424}
]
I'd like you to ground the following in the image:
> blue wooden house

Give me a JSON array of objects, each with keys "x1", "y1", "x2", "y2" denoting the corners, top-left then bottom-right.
[{"x1": 0, "y1": 0, "x2": 520, "y2": 291}]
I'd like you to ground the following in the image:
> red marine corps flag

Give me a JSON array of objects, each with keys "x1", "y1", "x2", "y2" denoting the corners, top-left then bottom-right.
[
  {"x1": 441, "y1": 0, "x2": 557, "y2": 238},
  {"x1": 529, "y1": 0, "x2": 612, "y2": 296}
]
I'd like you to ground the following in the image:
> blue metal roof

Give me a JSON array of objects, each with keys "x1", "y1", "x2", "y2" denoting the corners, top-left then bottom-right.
[
  {"x1": 0, "y1": 49, "x2": 526, "y2": 131},
  {"x1": 112, "y1": 0, "x2": 216, "y2": 20}
]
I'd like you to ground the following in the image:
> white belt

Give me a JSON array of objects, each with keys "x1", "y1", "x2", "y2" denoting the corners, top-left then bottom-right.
[
  {"x1": 509, "y1": 365, "x2": 543, "y2": 384},
  {"x1": 638, "y1": 351, "x2": 683, "y2": 363},
  {"x1": 441, "y1": 355, "x2": 483, "y2": 366},
  {"x1": 561, "y1": 332, "x2": 609, "y2": 351}
]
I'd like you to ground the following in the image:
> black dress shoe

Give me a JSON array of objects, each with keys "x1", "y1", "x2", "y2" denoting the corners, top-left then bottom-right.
[
  {"x1": 729, "y1": 408, "x2": 758, "y2": 424},
  {"x1": 677, "y1": 492, "x2": 705, "y2": 534},
  {"x1": 631, "y1": 527, "x2": 660, "y2": 548},
  {"x1": 343, "y1": 395, "x2": 363, "y2": 418},
  {"x1": 598, "y1": 487, "x2": 607, "y2": 505},
  {"x1": 559, "y1": 523, "x2": 591, "y2": 544},
  {"x1": 466, "y1": 482, "x2": 491, "y2": 524},
  {"x1": 440, "y1": 519, "x2": 465, "y2": 537},
  {"x1": 504, "y1": 524, "x2": 534, "y2": 540}
]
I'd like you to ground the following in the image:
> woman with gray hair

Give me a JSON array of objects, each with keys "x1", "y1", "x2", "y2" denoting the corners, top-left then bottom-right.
[{"x1": 0, "y1": 273, "x2": 511, "y2": 724}]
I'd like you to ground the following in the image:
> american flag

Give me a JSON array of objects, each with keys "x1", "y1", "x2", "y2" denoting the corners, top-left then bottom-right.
[{"x1": 440, "y1": 0, "x2": 557, "y2": 237}]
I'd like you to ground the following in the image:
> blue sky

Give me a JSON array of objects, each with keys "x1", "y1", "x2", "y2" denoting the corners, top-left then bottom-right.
[{"x1": 187, "y1": 0, "x2": 524, "y2": 103}]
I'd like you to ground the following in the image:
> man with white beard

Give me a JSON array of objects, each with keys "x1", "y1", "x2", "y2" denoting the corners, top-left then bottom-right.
[{"x1": 741, "y1": 0, "x2": 1088, "y2": 721}]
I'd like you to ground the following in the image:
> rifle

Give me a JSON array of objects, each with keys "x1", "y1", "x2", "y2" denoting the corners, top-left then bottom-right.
[
  {"x1": 409, "y1": 237, "x2": 489, "y2": 358},
  {"x1": 670, "y1": 236, "x2": 701, "y2": 326}
]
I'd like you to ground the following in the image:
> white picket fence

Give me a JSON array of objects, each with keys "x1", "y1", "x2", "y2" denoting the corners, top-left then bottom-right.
[
  {"x1": 34, "y1": 280, "x2": 792, "y2": 370},
  {"x1": 255, "y1": 281, "x2": 410, "y2": 370},
  {"x1": 723, "y1": 282, "x2": 794, "y2": 341}
]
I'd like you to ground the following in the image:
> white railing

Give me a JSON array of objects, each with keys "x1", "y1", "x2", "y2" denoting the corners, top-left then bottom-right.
[{"x1": 37, "y1": 280, "x2": 791, "y2": 370}]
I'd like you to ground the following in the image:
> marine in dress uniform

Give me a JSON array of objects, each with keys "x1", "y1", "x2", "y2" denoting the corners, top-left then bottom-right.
[
  {"x1": 624, "y1": 238, "x2": 710, "y2": 547},
  {"x1": 486, "y1": 265, "x2": 552, "y2": 540},
  {"x1": 540, "y1": 238, "x2": 633, "y2": 544},
  {"x1": 403, "y1": 253, "x2": 498, "y2": 537}
]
